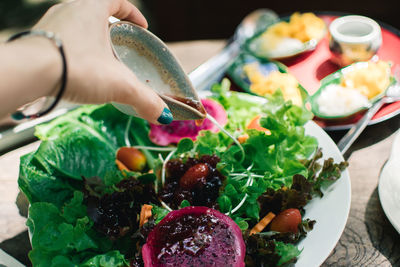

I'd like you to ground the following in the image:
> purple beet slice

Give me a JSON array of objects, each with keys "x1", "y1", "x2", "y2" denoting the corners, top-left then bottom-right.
[
  {"x1": 149, "y1": 99, "x2": 228, "y2": 146},
  {"x1": 142, "y1": 206, "x2": 245, "y2": 267}
]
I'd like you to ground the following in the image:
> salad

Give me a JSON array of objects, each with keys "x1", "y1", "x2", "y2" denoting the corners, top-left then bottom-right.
[{"x1": 19, "y1": 79, "x2": 347, "y2": 266}]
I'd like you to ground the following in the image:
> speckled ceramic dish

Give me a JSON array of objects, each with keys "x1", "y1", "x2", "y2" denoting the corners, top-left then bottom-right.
[
  {"x1": 109, "y1": 21, "x2": 206, "y2": 120},
  {"x1": 227, "y1": 52, "x2": 309, "y2": 105},
  {"x1": 310, "y1": 61, "x2": 394, "y2": 121},
  {"x1": 245, "y1": 14, "x2": 326, "y2": 61}
]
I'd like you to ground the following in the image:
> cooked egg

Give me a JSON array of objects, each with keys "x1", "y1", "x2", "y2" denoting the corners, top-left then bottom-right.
[
  {"x1": 259, "y1": 12, "x2": 325, "y2": 54},
  {"x1": 243, "y1": 63, "x2": 303, "y2": 106},
  {"x1": 289, "y1": 12, "x2": 326, "y2": 42},
  {"x1": 316, "y1": 60, "x2": 391, "y2": 117},
  {"x1": 341, "y1": 60, "x2": 391, "y2": 99}
]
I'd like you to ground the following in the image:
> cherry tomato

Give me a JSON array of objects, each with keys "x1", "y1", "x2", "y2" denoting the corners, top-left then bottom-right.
[
  {"x1": 270, "y1": 208, "x2": 302, "y2": 233},
  {"x1": 179, "y1": 163, "x2": 209, "y2": 189},
  {"x1": 116, "y1": 147, "x2": 147, "y2": 172}
]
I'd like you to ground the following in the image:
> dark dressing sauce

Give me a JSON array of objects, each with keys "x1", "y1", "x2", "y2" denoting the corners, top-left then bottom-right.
[{"x1": 168, "y1": 95, "x2": 207, "y2": 125}]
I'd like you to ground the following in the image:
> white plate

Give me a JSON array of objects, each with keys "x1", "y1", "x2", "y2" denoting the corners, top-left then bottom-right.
[
  {"x1": 297, "y1": 121, "x2": 351, "y2": 266},
  {"x1": 378, "y1": 129, "x2": 400, "y2": 233}
]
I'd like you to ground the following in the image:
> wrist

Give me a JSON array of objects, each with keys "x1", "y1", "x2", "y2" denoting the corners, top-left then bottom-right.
[
  {"x1": 0, "y1": 30, "x2": 66, "y2": 119},
  {"x1": 7, "y1": 35, "x2": 62, "y2": 102},
  {"x1": 19, "y1": 36, "x2": 62, "y2": 98}
]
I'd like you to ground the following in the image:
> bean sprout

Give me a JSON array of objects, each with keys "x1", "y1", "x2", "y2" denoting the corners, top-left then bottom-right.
[
  {"x1": 124, "y1": 116, "x2": 133, "y2": 147},
  {"x1": 133, "y1": 146, "x2": 175, "y2": 151},
  {"x1": 161, "y1": 150, "x2": 176, "y2": 186},
  {"x1": 206, "y1": 113, "x2": 245, "y2": 163}
]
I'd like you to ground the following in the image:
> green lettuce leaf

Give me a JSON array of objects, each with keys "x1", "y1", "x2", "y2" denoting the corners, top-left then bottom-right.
[
  {"x1": 27, "y1": 192, "x2": 122, "y2": 267},
  {"x1": 81, "y1": 251, "x2": 128, "y2": 267},
  {"x1": 152, "y1": 205, "x2": 169, "y2": 224},
  {"x1": 18, "y1": 152, "x2": 76, "y2": 207},
  {"x1": 276, "y1": 241, "x2": 301, "y2": 266}
]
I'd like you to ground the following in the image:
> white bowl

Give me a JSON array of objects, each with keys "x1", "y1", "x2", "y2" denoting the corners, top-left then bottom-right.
[{"x1": 329, "y1": 15, "x2": 382, "y2": 66}]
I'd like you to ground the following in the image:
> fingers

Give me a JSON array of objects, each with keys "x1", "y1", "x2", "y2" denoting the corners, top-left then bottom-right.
[
  {"x1": 108, "y1": 0, "x2": 148, "y2": 28},
  {"x1": 110, "y1": 62, "x2": 173, "y2": 124}
]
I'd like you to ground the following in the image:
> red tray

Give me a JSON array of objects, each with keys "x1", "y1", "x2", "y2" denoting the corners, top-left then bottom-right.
[{"x1": 282, "y1": 15, "x2": 400, "y2": 130}]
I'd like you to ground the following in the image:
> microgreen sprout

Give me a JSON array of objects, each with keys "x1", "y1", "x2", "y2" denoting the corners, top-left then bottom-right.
[
  {"x1": 206, "y1": 113, "x2": 245, "y2": 163},
  {"x1": 161, "y1": 149, "x2": 176, "y2": 187},
  {"x1": 226, "y1": 164, "x2": 254, "y2": 215},
  {"x1": 160, "y1": 200, "x2": 173, "y2": 212},
  {"x1": 133, "y1": 146, "x2": 176, "y2": 152},
  {"x1": 124, "y1": 116, "x2": 133, "y2": 147}
]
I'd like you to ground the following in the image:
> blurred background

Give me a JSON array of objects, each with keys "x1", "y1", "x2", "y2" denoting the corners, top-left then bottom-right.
[{"x1": 1, "y1": 0, "x2": 399, "y2": 42}]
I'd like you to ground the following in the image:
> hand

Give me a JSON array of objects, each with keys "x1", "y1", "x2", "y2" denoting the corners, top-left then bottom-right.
[{"x1": 34, "y1": 0, "x2": 172, "y2": 124}]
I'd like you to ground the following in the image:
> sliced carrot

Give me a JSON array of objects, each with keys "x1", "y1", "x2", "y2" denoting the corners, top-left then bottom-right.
[
  {"x1": 250, "y1": 212, "x2": 276, "y2": 235},
  {"x1": 247, "y1": 115, "x2": 271, "y2": 135},
  {"x1": 139, "y1": 204, "x2": 153, "y2": 227},
  {"x1": 238, "y1": 134, "x2": 249, "y2": 144},
  {"x1": 116, "y1": 159, "x2": 129, "y2": 176}
]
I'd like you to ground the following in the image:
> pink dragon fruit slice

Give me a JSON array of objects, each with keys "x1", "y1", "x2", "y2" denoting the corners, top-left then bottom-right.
[
  {"x1": 142, "y1": 206, "x2": 245, "y2": 267},
  {"x1": 149, "y1": 99, "x2": 228, "y2": 146}
]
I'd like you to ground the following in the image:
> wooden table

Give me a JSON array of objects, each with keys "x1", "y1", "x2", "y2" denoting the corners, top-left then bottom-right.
[{"x1": 1, "y1": 40, "x2": 400, "y2": 266}]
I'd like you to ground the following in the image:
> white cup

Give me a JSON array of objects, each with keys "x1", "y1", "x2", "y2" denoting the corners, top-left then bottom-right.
[{"x1": 329, "y1": 15, "x2": 382, "y2": 66}]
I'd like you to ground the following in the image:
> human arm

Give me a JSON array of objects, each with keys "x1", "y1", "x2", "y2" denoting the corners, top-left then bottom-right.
[{"x1": 0, "y1": 0, "x2": 172, "y2": 124}]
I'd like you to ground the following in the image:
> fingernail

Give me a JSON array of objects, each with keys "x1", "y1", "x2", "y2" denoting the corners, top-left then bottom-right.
[
  {"x1": 11, "y1": 111, "x2": 26, "y2": 120},
  {"x1": 157, "y1": 107, "x2": 173, "y2": 124}
]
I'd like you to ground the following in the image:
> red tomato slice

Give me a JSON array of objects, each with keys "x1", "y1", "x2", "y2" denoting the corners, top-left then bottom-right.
[
  {"x1": 270, "y1": 208, "x2": 302, "y2": 233},
  {"x1": 116, "y1": 147, "x2": 147, "y2": 172}
]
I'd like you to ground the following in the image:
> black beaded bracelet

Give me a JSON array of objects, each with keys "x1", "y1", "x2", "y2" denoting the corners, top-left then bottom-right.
[{"x1": 7, "y1": 30, "x2": 67, "y2": 120}]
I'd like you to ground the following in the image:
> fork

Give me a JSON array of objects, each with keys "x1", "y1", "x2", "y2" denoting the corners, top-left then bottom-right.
[{"x1": 337, "y1": 78, "x2": 400, "y2": 154}]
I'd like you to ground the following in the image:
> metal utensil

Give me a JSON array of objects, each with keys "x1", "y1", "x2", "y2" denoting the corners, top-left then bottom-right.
[
  {"x1": 0, "y1": 249, "x2": 25, "y2": 267},
  {"x1": 337, "y1": 79, "x2": 400, "y2": 154},
  {"x1": 189, "y1": 9, "x2": 278, "y2": 91}
]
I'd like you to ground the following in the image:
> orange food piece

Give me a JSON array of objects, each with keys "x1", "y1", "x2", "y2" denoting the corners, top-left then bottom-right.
[
  {"x1": 250, "y1": 212, "x2": 276, "y2": 235},
  {"x1": 139, "y1": 204, "x2": 153, "y2": 227},
  {"x1": 116, "y1": 147, "x2": 147, "y2": 172},
  {"x1": 115, "y1": 159, "x2": 129, "y2": 176},
  {"x1": 238, "y1": 134, "x2": 249, "y2": 144},
  {"x1": 247, "y1": 115, "x2": 271, "y2": 135}
]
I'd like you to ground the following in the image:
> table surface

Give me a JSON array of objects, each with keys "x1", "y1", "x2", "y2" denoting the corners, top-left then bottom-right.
[{"x1": 1, "y1": 39, "x2": 400, "y2": 267}]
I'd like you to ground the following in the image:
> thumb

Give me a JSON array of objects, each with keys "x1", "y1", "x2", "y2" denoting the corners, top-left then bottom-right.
[{"x1": 110, "y1": 62, "x2": 173, "y2": 125}]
